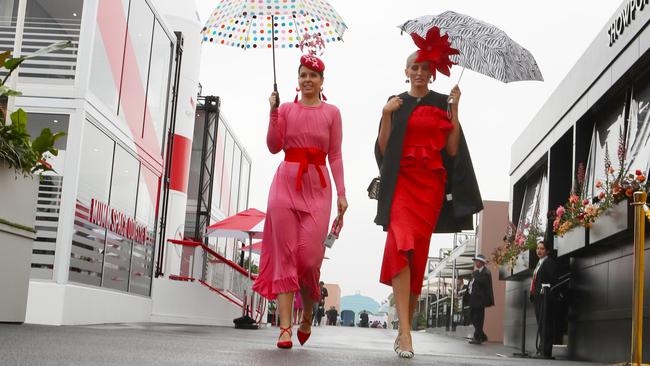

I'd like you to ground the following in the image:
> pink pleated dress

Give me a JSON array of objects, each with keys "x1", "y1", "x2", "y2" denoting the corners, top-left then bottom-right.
[{"x1": 252, "y1": 101, "x2": 345, "y2": 302}]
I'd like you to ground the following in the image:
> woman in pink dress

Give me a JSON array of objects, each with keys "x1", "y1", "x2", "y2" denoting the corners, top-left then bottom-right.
[{"x1": 252, "y1": 55, "x2": 347, "y2": 349}]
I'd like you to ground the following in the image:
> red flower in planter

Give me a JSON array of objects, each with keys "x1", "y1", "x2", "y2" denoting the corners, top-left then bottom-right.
[
  {"x1": 37, "y1": 159, "x2": 52, "y2": 171},
  {"x1": 638, "y1": 175, "x2": 646, "y2": 183},
  {"x1": 636, "y1": 169, "x2": 643, "y2": 176},
  {"x1": 626, "y1": 187, "x2": 634, "y2": 197}
]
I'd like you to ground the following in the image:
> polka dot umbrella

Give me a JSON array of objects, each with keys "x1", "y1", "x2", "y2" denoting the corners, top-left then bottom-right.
[{"x1": 201, "y1": 0, "x2": 347, "y2": 92}]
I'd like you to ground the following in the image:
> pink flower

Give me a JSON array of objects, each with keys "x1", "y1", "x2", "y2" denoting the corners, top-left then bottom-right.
[
  {"x1": 636, "y1": 169, "x2": 643, "y2": 176},
  {"x1": 582, "y1": 199, "x2": 589, "y2": 206},
  {"x1": 556, "y1": 206, "x2": 565, "y2": 217},
  {"x1": 569, "y1": 195, "x2": 579, "y2": 204},
  {"x1": 596, "y1": 180, "x2": 602, "y2": 188},
  {"x1": 598, "y1": 191, "x2": 605, "y2": 200}
]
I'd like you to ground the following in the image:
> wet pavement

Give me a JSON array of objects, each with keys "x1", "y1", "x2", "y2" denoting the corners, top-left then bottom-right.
[{"x1": 0, "y1": 322, "x2": 604, "y2": 365}]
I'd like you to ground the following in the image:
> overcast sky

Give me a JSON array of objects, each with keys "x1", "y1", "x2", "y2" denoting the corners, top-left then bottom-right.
[{"x1": 195, "y1": 0, "x2": 623, "y2": 302}]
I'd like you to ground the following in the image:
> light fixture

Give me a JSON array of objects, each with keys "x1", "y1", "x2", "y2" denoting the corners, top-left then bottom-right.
[
  {"x1": 72, "y1": 12, "x2": 77, "y2": 17},
  {"x1": 93, "y1": 148, "x2": 99, "y2": 152},
  {"x1": 53, "y1": 119, "x2": 58, "y2": 123}
]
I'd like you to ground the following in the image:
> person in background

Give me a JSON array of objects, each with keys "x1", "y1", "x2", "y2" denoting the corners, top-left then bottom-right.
[
  {"x1": 468, "y1": 254, "x2": 494, "y2": 344},
  {"x1": 530, "y1": 240, "x2": 558, "y2": 359},
  {"x1": 326, "y1": 306, "x2": 338, "y2": 326}
]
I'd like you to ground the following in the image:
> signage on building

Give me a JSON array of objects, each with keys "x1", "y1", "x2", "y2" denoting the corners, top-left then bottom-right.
[
  {"x1": 608, "y1": 0, "x2": 649, "y2": 46},
  {"x1": 89, "y1": 199, "x2": 148, "y2": 244}
]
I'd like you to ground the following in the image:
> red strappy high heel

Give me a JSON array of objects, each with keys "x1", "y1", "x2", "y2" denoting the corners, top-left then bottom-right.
[
  {"x1": 276, "y1": 326, "x2": 293, "y2": 349},
  {"x1": 297, "y1": 320, "x2": 312, "y2": 346}
]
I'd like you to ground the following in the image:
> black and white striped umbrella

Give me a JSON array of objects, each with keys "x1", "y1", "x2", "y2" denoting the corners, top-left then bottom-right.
[{"x1": 399, "y1": 11, "x2": 543, "y2": 83}]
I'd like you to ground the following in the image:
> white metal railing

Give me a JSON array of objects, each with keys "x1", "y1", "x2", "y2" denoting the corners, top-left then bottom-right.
[
  {"x1": 167, "y1": 239, "x2": 266, "y2": 323},
  {"x1": 0, "y1": 14, "x2": 80, "y2": 82}
]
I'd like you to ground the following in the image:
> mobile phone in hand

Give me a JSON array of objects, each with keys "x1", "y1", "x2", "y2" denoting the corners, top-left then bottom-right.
[{"x1": 324, "y1": 215, "x2": 343, "y2": 248}]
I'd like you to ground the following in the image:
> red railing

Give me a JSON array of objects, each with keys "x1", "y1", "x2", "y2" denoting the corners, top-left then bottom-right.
[{"x1": 166, "y1": 239, "x2": 265, "y2": 323}]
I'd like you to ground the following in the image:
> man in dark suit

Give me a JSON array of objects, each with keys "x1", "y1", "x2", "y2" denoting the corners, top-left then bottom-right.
[
  {"x1": 530, "y1": 240, "x2": 558, "y2": 359},
  {"x1": 468, "y1": 254, "x2": 494, "y2": 344}
]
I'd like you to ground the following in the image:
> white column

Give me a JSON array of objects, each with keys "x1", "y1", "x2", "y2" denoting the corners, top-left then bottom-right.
[{"x1": 52, "y1": 106, "x2": 86, "y2": 284}]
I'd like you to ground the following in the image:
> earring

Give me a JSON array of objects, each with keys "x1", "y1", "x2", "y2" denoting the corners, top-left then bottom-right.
[
  {"x1": 320, "y1": 87, "x2": 327, "y2": 101},
  {"x1": 294, "y1": 87, "x2": 300, "y2": 103},
  {"x1": 429, "y1": 79, "x2": 433, "y2": 84},
  {"x1": 405, "y1": 79, "x2": 410, "y2": 83}
]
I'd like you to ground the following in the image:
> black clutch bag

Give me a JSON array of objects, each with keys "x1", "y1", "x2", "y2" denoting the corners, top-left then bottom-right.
[{"x1": 367, "y1": 176, "x2": 380, "y2": 200}]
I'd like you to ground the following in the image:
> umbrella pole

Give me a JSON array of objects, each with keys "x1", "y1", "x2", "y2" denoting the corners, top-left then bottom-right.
[
  {"x1": 248, "y1": 233, "x2": 253, "y2": 278},
  {"x1": 457, "y1": 67, "x2": 465, "y2": 85},
  {"x1": 271, "y1": 15, "x2": 278, "y2": 93}
]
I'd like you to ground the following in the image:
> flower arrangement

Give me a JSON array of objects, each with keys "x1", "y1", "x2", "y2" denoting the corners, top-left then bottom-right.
[
  {"x1": 492, "y1": 220, "x2": 544, "y2": 266},
  {"x1": 552, "y1": 162, "x2": 602, "y2": 237},
  {"x1": 553, "y1": 128, "x2": 650, "y2": 237}
]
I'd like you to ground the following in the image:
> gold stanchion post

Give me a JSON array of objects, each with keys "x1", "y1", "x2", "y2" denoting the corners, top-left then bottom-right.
[{"x1": 631, "y1": 191, "x2": 648, "y2": 366}]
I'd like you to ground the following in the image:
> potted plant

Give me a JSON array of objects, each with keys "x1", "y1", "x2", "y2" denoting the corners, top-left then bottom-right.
[{"x1": 0, "y1": 41, "x2": 69, "y2": 323}]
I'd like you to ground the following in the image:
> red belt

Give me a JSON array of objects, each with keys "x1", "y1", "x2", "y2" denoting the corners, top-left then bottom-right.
[{"x1": 284, "y1": 147, "x2": 327, "y2": 191}]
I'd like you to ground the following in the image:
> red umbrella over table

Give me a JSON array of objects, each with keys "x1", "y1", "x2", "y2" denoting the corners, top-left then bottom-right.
[{"x1": 205, "y1": 208, "x2": 265, "y2": 277}]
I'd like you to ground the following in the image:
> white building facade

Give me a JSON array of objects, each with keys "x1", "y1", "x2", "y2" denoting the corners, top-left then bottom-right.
[{"x1": 2, "y1": 0, "x2": 254, "y2": 326}]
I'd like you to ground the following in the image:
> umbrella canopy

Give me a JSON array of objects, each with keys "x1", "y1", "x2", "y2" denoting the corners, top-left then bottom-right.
[
  {"x1": 241, "y1": 241, "x2": 263, "y2": 254},
  {"x1": 201, "y1": 0, "x2": 347, "y2": 50},
  {"x1": 398, "y1": 11, "x2": 543, "y2": 83},
  {"x1": 206, "y1": 208, "x2": 265, "y2": 241}
]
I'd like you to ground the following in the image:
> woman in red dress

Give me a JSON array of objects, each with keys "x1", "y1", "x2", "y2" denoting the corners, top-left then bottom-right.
[{"x1": 377, "y1": 27, "x2": 462, "y2": 358}]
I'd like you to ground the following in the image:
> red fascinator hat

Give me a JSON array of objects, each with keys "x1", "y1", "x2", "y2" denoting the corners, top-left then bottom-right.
[
  {"x1": 300, "y1": 54, "x2": 325, "y2": 74},
  {"x1": 410, "y1": 26, "x2": 459, "y2": 80},
  {"x1": 296, "y1": 54, "x2": 327, "y2": 102}
]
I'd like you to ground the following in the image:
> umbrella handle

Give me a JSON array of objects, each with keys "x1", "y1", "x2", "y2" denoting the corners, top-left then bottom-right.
[{"x1": 447, "y1": 67, "x2": 465, "y2": 119}]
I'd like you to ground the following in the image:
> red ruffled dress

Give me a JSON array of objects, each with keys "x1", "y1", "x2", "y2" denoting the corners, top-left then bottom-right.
[{"x1": 379, "y1": 105, "x2": 453, "y2": 294}]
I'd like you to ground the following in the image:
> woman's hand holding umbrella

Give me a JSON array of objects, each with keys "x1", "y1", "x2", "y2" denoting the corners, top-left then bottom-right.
[
  {"x1": 269, "y1": 91, "x2": 279, "y2": 111},
  {"x1": 447, "y1": 85, "x2": 461, "y2": 120}
]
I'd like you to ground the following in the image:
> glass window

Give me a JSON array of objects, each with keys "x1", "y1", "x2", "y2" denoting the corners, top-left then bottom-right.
[
  {"x1": 118, "y1": 0, "x2": 154, "y2": 136},
  {"x1": 238, "y1": 158, "x2": 250, "y2": 213},
  {"x1": 131, "y1": 166, "x2": 159, "y2": 296},
  {"x1": 0, "y1": 1, "x2": 19, "y2": 79},
  {"x1": 627, "y1": 74, "x2": 650, "y2": 176},
  {"x1": 19, "y1": 0, "x2": 83, "y2": 82},
  {"x1": 102, "y1": 146, "x2": 139, "y2": 291},
  {"x1": 220, "y1": 131, "x2": 234, "y2": 213},
  {"x1": 143, "y1": 20, "x2": 173, "y2": 152},
  {"x1": 517, "y1": 169, "x2": 548, "y2": 235},
  {"x1": 25, "y1": 113, "x2": 69, "y2": 173},
  {"x1": 27, "y1": 113, "x2": 69, "y2": 280},
  {"x1": 584, "y1": 95, "x2": 627, "y2": 198},
  {"x1": 0, "y1": 0, "x2": 18, "y2": 26},
  {"x1": 211, "y1": 121, "x2": 226, "y2": 212},
  {"x1": 89, "y1": 0, "x2": 130, "y2": 112},
  {"x1": 70, "y1": 123, "x2": 114, "y2": 286},
  {"x1": 229, "y1": 146, "x2": 242, "y2": 215}
]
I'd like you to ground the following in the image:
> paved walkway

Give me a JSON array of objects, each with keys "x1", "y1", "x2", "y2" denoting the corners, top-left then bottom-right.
[{"x1": 0, "y1": 323, "x2": 603, "y2": 365}]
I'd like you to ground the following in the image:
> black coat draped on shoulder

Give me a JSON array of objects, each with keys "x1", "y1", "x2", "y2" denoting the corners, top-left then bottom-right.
[{"x1": 374, "y1": 91, "x2": 483, "y2": 233}]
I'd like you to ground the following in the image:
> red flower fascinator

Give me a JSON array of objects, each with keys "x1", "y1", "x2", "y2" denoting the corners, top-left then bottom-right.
[
  {"x1": 410, "y1": 26, "x2": 459, "y2": 80},
  {"x1": 300, "y1": 54, "x2": 325, "y2": 74}
]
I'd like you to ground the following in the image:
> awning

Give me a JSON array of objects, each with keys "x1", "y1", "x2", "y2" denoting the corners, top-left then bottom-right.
[{"x1": 429, "y1": 233, "x2": 476, "y2": 278}]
